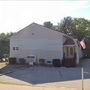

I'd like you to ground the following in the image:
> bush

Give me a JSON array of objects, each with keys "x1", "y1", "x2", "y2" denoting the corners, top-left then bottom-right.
[
  {"x1": 52, "y1": 59, "x2": 61, "y2": 67},
  {"x1": 39, "y1": 59, "x2": 45, "y2": 65},
  {"x1": 9, "y1": 57, "x2": 16, "y2": 64},
  {"x1": 19, "y1": 58, "x2": 26, "y2": 64}
]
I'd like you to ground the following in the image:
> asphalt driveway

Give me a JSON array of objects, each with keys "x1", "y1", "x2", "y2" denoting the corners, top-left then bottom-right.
[{"x1": 0, "y1": 59, "x2": 90, "y2": 90}]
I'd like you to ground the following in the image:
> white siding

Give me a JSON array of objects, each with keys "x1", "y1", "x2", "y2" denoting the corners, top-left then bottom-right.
[{"x1": 10, "y1": 23, "x2": 63, "y2": 61}]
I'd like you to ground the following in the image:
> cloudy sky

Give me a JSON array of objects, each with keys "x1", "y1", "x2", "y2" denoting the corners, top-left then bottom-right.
[{"x1": 0, "y1": 1, "x2": 90, "y2": 33}]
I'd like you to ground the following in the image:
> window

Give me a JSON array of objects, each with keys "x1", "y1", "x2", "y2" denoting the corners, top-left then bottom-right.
[
  {"x1": 64, "y1": 46, "x2": 75, "y2": 58},
  {"x1": 13, "y1": 47, "x2": 19, "y2": 51},
  {"x1": 13, "y1": 47, "x2": 15, "y2": 50},
  {"x1": 66, "y1": 47, "x2": 69, "y2": 57},
  {"x1": 70, "y1": 47, "x2": 73, "y2": 56},
  {"x1": 27, "y1": 56, "x2": 35, "y2": 58},
  {"x1": 16, "y1": 47, "x2": 19, "y2": 50}
]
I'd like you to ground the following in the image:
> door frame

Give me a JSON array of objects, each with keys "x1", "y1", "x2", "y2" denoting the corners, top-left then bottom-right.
[{"x1": 63, "y1": 45, "x2": 75, "y2": 59}]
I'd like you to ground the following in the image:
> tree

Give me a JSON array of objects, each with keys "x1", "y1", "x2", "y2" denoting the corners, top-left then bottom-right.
[
  {"x1": 43, "y1": 21, "x2": 53, "y2": 29},
  {"x1": 58, "y1": 16, "x2": 76, "y2": 37},
  {"x1": 73, "y1": 18, "x2": 90, "y2": 40},
  {"x1": 73, "y1": 18, "x2": 90, "y2": 57},
  {"x1": 0, "y1": 33, "x2": 12, "y2": 58},
  {"x1": 57, "y1": 17, "x2": 90, "y2": 57}
]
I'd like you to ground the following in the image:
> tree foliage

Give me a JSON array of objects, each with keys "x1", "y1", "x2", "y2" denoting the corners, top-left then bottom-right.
[
  {"x1": 73, "y1": 18, "x2": 90, "y2": 40},
  {"x1": 58, "y1": 16, "x2": 76, "y2": 36},
  {"x1": 0, "y1": 33, "x2": 12, "y2": 58},
  {"x1": 56, "y1": 17, "x2": 90, "y2": 57}
]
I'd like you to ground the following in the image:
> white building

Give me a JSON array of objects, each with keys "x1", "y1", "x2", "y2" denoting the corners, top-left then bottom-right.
[{"x1": 10, "y1": 23, "x2": 82, "y2": 66}]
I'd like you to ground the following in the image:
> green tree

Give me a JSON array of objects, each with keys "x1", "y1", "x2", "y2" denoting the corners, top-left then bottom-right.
[
  {"x1": 57, "y1": 17, "x2": 90, "y2": 57},
  {"x1": 0, "y1": 33, "x2": 12, "y2": 58},
  {"x1": 73, "y1": 18, "x2": 90, "y2": 40},
  {"x1": 73, "y1": 18, "x2": 90, "y2": 57},
  {"x1": 58, "y1": 16, "x2": 76, "y2": 36}
]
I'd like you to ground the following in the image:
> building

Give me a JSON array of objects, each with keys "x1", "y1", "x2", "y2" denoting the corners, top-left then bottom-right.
[{"x1": 10, "y1": 23, "x2": 82, "y2": 66}]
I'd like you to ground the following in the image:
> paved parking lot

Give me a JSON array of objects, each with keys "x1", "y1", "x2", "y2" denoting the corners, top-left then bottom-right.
[{"x1": 0, "y1": 59, "x2": 90, "y2": 90}]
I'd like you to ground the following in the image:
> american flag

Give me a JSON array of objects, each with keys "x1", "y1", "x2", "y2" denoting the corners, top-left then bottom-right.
[{"x1": 80, "y1": 39, "x2": 86, "y2": 49}]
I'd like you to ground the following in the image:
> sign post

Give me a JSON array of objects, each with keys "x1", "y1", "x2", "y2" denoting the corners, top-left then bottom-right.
[{"x1": 81, "y1": 67, "x2": 84, "y2": 90}]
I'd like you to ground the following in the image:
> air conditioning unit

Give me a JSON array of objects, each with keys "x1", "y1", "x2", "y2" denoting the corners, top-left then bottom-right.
[{"x1": 26, "y1": 55, "x2": 36, "y2": 66}]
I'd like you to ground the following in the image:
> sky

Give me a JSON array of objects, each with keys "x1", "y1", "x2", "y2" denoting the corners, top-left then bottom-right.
[{"x1": 0, "y1": 0, "x2": 90, "y2": 33}]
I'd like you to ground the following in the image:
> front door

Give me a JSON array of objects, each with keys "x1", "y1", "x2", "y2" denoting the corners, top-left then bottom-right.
[{"x1": 63, "y1": 46, "x2": 76, "y2": 67}]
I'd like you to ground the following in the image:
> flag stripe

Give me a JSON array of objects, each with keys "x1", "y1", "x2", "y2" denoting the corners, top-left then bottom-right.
[{"x1": 80, "y1": 40, "x2": 86, "y2": 49}]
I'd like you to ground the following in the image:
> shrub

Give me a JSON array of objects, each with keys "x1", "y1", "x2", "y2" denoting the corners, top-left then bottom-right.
[
  {"x1": 52, "y1": 59, "x2": 61, "y2": 67},
  {"x1": 19, "y1": 58, "x2": 26, "y2": 64},
  {"x1": 9, "y1": 57, "x2": 16, "y2": 64},
  {"x1": 39, "y1": 59, "x2": 45, "y2": 65}
]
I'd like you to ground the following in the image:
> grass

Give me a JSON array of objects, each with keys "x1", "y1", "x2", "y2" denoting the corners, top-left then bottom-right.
[{"x1": 0, "y1": 62, "x2": 7, "y2": 68}]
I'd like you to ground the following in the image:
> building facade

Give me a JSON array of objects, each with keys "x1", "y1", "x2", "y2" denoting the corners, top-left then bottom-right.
[{"x1": 10, "y1": 23, "x2": 82, "y2": 66}]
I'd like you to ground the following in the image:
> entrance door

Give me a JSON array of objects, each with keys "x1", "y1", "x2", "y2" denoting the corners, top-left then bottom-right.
[{"x1": 63, "y1": 46, "x2": 76, "y2": 67}]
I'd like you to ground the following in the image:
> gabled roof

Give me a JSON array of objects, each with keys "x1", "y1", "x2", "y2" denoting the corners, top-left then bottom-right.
[
  {"x1": 10, "y1": 22, "x2": 64, "y2": 38},
  {"x1": 10, "y1": 22, "x2": 75, "y2": 41},
  {"x1": 64, "y1": 38, "x2": 75, "y2": 45}
]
